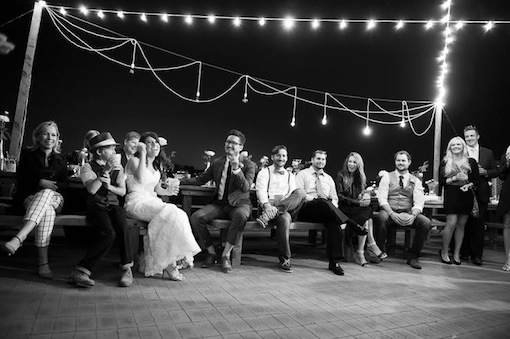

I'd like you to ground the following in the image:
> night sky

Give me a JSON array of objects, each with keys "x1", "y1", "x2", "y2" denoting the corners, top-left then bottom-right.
[{"x1": 1, "y1": 0, "x2": 509, "y2": 180}]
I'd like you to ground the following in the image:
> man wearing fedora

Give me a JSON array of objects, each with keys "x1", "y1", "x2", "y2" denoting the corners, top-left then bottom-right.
[{"x1": 70, "y1": 132, "x2": 134, "y2": 287}]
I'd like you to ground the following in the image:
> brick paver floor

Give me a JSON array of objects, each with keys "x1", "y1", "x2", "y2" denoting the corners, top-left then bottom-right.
[{"x1": 1, "y1": 231, "x2": 509, "y2": 338}]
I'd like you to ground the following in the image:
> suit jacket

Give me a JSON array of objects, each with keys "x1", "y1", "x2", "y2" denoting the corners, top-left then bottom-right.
[
  {"x1": 476, "y1": 146, "x2": 498, "y2": 203},
  {"x1": 181, "y1": 156, "x2": 256, "y2": 207}
]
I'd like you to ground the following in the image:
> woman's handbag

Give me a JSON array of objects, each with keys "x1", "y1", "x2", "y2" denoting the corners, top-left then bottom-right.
[{"x1": 470, "y1": 187, "x2": 479, "y2": 218}]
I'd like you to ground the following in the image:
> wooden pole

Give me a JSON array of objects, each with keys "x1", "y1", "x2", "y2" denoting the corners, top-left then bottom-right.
[
  {"x1": 432, "y1": 104, "x2": 443, "y2": 194},
  {"x1": 9, "y1": 1, "x2": 44, "y2": 160}
]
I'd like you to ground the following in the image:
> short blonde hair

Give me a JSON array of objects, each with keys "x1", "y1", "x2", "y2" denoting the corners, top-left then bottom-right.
[{"x1": 31, "y1": 121, "x2": 61, "y2": 153}]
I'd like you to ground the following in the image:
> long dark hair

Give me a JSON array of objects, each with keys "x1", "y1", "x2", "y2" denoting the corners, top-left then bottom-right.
[{"x1": 138, "y1": 132, "x2": 171, "y2": 172}]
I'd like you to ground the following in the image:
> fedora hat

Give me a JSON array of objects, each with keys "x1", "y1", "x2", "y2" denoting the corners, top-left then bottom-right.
[{"x1": 89, "y1": 132, "x2": 119, "y2": 150}]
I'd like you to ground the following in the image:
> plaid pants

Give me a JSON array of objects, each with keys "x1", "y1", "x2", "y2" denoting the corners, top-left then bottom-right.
[{"x1": 23, "y1": 189, "x2": 64, "y2": 247}]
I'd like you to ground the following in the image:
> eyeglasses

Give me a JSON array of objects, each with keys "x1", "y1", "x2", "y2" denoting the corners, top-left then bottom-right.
[{"x1": 225, "y1": 140, "x2": 242, "y2": 146}]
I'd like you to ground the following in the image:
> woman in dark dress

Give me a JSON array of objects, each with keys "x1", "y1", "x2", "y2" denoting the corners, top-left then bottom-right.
[
  {"x1": 0, "y1": 121, "x2": 67, "y2": 278},
  {"x1": 496, "y1": 146, "x2": 510, "y2": 271},
  {"x1": 336, "y1": 152, "x2": 387, "y2": 267},
  {"x1": 439, "y1": 136, "x2": 480, "y2": 265}
]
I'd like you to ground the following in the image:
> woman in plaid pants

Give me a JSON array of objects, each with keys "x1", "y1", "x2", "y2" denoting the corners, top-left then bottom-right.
[{"x1": 1, "y1": 121, "x2": 67, "y2": 278}]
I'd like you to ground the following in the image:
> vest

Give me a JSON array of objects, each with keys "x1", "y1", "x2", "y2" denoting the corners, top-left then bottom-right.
[
  {"x1": 387, "y1": 172, "x2": 417, "y2": 212},
  {"x1": 87, "y1": 161, "x2": 120, "y2": 208}
]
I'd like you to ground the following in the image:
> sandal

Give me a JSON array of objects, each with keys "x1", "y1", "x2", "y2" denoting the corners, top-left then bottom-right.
[
  {"x1": 1, "y1": 236, "x2": 22, "y2": 256},
  {"x1": 163, "y1": 267, "x2": 185, "y2": 281},
  {"x1": 502, "y1": 263, "x2": 510, "y2": 272},
  {"x1": 38, "y1": 263, "x2": 53, "y2": 279},
  {"x1": 367, "y1": 242, "x2": 388, "y2": 259},
  {"x1": 354, "y1": 251, "x2": 370, "y2": 267}
]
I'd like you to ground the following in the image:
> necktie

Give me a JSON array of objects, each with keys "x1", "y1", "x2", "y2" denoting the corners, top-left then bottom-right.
[
  {"x1": 399, "y1": 175, "x2": 404, "y2": 189},
  {"x1": 218, "y1": 160, "x2": 230, "y2": 200},
  {"x1": 315, "y1": 173, "x2": 327, "y2": 199}
]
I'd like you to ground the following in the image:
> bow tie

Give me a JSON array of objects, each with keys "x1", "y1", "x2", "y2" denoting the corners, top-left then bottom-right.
[{"x1": 274, "y1": 169, "x2": 286, "y2": 175}]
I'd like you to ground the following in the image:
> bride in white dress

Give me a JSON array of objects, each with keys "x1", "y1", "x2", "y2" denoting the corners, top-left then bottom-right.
[{"x1": 124, "y1": 132, "x2": 201, "y2": 280}]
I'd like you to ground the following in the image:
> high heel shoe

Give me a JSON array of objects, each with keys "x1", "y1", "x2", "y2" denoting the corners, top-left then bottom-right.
[
  {"x1": 38, "y1": 263, "x2": 53, "y2": 279},
  {"x1": 354, "y1": 251, "x2": 370, "y2": 267},
  {"x1": 452, "y1": 254, "x2": 461, "y2": 266},
  {"x1": 1, "y1": 236, "x2": 22, "y2": 256},
  {"x1": 439, "y1": 250, "x2": 452, "y2": 265},
  {"x1": 367, "y1": 242, "x2": 387, "y2": 259},
  {"x1": 163, "y1": 267, "x2": 185, "y2": 281}
]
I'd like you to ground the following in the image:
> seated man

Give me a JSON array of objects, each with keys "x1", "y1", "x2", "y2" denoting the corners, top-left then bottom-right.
[
  {"x1": 255, "y1": 145, "x2": 306, "y2": 273},
  {"x1": 295, "y1": 150, "x2": 367, "y2": 276},
  {"x1": 376, "y1": 150, "x2": 431, "y2": 269},
  {"x1": 180, "y1": 129, "x2": 256, "y2": 273}
]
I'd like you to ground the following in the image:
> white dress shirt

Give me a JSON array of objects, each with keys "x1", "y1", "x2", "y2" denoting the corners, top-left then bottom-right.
[
  {"x1": 378, "y1": 170, "x2": 425, "y2": 213},
  {"x1": 467, "y1": 145, "x2": 479, "y2": 162},
  {"x1": 295, "y1": 166, "x2": 339, "y2": 208},
  {"x1": 255, "y1": 165, "x2": 296, "y2": 206}
]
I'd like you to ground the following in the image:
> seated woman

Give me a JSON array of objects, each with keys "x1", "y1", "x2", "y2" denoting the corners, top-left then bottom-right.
[
  {"x1": 336, "y1": 152, "x2": 387, "y2": 267},
  {"x1": 439, "y1": 137, "x2": 480, "y2": 265},
  {"x1": 124, "y1": 132, "x2": 200, "y2": 281},
  {"x1": 0, "y1": 121, "x2": 67, "y2": 279},
  {"x1": 497, "y1": 146, "x2": 510, "y2": 272}
]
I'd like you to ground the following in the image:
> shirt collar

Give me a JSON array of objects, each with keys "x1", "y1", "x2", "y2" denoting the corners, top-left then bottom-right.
[
  {"x1": 468, "y1": 145, "x2": 479, "y2": 151},
  {"x1": 271, "y1": 165, "x2": 286, "y2": 175}
]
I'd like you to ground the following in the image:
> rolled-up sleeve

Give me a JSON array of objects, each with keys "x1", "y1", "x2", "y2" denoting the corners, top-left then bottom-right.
[
  {"x1": 255, "y1": 168, "x2": 270, "y2": 205},
  {"x1": 377, "y1": 173, "x2": 390, "y2": 208},
  {"x1": 412, "y1": 178, "x2": 425, "y2": 212}
]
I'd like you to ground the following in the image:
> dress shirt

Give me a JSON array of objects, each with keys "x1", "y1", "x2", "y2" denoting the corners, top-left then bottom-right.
[
  {"x1": 255, "y1": 165, "x2": 296, "y2": 205},
  {"x1": 378, "y1": 170, "x2": 425, "y2": 213},
  {"x1": 295, "y1": 166, "x2": 339, "y2": 208},
  {"x1": 467, "y1": 145, "x2": 479, "y2": 162}
]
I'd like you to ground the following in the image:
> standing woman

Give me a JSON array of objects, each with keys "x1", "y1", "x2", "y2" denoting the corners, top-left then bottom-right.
[
  {"x1": 497, "y1": 146, "x2": 510, "y2": 271},
  {"x1": 439, "y1": 136, "x2": 480, "y2": 265},
  {"x1": 124, "y1": 132, "x2": 200, "y2": 280},
  {"x1": 336, "y1": 152, "x2": 387, "y2": 267},
  {"x1": 0, "y1": 121, "x2": 67, "y2": 278}
]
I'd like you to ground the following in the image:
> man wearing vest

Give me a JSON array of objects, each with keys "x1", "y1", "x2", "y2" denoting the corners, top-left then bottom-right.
[
  {"x1": 462, "y1": 125, "x2": 498, "y2": 265},
  {"x1": 255, "y1": 145, "x2": 306, "y2": 273},
  {"x1": 70, "y1": 132, "x2": 134, "y2": 287},
  {"x1": 376, "y1": 150, "x2": 431, "y2": 269}
]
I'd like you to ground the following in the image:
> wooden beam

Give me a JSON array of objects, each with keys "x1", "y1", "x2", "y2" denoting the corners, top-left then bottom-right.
[{"x1": 9, "y1": 2, "x2": 44, "y2": 160}]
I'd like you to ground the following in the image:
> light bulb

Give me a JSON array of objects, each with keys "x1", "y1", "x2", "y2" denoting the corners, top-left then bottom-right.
[
  {"x1": 339, "y1": 20, "x2": 347, "y2": 29},
  {"x1": 117, "y1": 11, "x2": 124, "y2": 19},
  {"x1": 312, "y1": 19, "x2": 320, "y2": 29},
  {"x1": 363, "y1": 126, "x2": 371, "y2": 136},
  {"x1": 400, "y1": 120, "x2": 406, "y2": 128},
  {"x1": 185, "y1": 15, "x2": 193, "y2": 25},
  {"x1": 208, "y1": 15, "x2": 216, "y2": 24},
  {"x1": 59, "y1": 7, "x2": 66, "y2": 15},
  {"x1": 233, "y1": 17, "x2": 241, "y2": 27},
  {"x1": 259, "y1": 18, "x2": 266, "y2": 26},
  {"x1": 321, "y1": 117, "x2": 327, "y2": 125}
]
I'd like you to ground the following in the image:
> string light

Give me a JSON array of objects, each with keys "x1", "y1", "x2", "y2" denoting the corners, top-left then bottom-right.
[
  {"x1": 283, "y1": 17, "x2": 295, "y2": 30},
  {"x1": 425, "y1": 20, "x2": 434, "y2": 29},
  {"x1": 117, "y1": 11, "x2": 124, "y2": 19},
  {"x1": 97, "y1": 10, "x2": 104, "y2": 19},
  {"x1": 455, "y1": 20, "x2": 464, "y2": 30},
  {"x1": 185, "y1": 15, "x2": 193, "y2": 25},
  {"x1": 396, "y1": 20, "x2": 404, "y2": 30},
  {"x1": 233, "y1": 17, "x2": 241, "y2": 27},
  {"x1": 367, "y1": 19, "x2": 376, "y2": 30},
  {"x1": 484, "y1": 21, "x2": 494, "y2": 32},
  {"x1": 322, "y1": 93, "x2": 329, "y2": 125},
  {"x1": 161, "y1": 13, "x2": 168, "y2": 22},
  {"x1": 339, "y1": 20, "x2": 348, "y2": 29},
  {"x1": 79, "y1": 5, "x2": 88, "y2": 15},
  {"x1": 140, "y1": 13, "x2": 147, "y2": 22},
  {"x1": 207, "y1": 15, "x2": 216, "y2": 24},
  {"x1": 59, "y1": 7, "x2": 66, "y2": 15},
  {"x1": 258, "y1": 18, "x2": 266, "y2": 26},
  {"x1": 312, "y1": 19, "x2": 320, "y2": 29}
]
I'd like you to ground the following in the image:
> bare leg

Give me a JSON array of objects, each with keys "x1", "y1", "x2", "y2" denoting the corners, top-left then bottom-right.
[
  {"x1": 366, "y1": 220, "x2": 387, "y2": 258},
  {"x1": 222, "y1": 242, "x2": 234, "y2": 257},
  {"x1": 0, "y1": 220, "x2": 37, "y2": 255},
  {"x1": 441, "y1": 214, "x2": 458, "y2": 262},
  {"x1": 453, "y1": 215, "x2": 469, "y2": 262},
  {"x1": 503, "y1": 214, "x2": 510, "y2": 269}
]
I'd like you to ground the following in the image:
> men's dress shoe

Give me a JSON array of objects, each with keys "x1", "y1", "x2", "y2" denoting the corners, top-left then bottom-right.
[
  {"x1": 119, "y1": 267, "x2": 133, "y2": 287},
  {"x1": 406, "y1": 258, "x2": 422, "y2": 270},
  {"x1": 70, "y1": 269, "x2": 95, "y2": 287},
  {"x1": 328, "y1": 261, "x2": 345, "y2": 276},
  {"x1": 472, "y1": 258, "x2": 482, "y2": 266},
  {"x1": 220, "y1": 256, "x2": 232, "y2": 273},
  {"x1": 201, "y1": 254, "x2": 217, "y2": 268},
  {"x1": 346, "y1": 219, "x2": 368, "y2": 236}
]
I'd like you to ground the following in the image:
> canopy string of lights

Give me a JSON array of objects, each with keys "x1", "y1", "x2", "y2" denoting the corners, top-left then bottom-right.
[{"x1": 45, "y1": 5, "x2": 438, "y2": 135}]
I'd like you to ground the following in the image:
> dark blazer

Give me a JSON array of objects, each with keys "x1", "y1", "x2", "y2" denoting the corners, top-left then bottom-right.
[
  {"x1": 120, "y1": 149, "x2": 129, "y2": 169},
  {"x1": 181, "y1": 156, "x2": 256, "y2": 207},
  {"x1": 12, "y1": 148, "x2": 68, "y2": 213},
  {"x1": 476, "y1": 146, "x2": 498, "y2": 203}
]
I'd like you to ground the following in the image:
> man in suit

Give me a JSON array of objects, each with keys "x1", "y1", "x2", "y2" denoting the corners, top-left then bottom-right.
[
  {"x1": 180, "y1": 129, "x2": 256, "y2": 273},
  {"x1": 462, "y1": 125, "x2": 498, "y2": 265}
]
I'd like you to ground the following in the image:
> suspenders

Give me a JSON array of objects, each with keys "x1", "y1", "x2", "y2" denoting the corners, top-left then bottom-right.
[{"x1": 266, "y1": 167, "x2": 291, "y2": 198}]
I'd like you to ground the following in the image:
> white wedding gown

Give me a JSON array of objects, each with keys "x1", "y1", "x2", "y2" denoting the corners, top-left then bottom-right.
[{"x1": 124, "y1": 169, "x2": 201, "y2": 277}]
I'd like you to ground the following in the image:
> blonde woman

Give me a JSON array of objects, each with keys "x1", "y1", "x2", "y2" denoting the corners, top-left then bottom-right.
[
  {"x1": 336, "y1": 152, "x2": 386, "y2": 267},
  {"x1": 497, "y1": 146, "x2": 510, "y2": 271},
  {"x1": 0, "y1": 121, "x2": 67, "y2": 278},
  {"x1": 439, "y1": 137, "x2": 480, "y2": 265}
]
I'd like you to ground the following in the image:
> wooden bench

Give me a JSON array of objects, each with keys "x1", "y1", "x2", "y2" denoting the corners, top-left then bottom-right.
[
  {"x1": 0, "y1": 214, "x2": 148, "y2": 255},
  {"x1": 209, "y1": 219, "x2": 326, "y2": 268}
]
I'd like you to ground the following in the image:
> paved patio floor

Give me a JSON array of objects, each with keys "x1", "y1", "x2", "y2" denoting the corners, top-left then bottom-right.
[{"x1": 1, "y1": 230, "x2": 509, "y2": 339}]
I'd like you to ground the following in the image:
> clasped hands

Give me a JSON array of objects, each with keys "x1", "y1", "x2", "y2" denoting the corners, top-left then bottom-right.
[
  {"x1": 262, "y1": 203, "x2": 278, "y2": 219},
  {"x1": 390, "y1": 211, "x2": 416, "y2": 226}
]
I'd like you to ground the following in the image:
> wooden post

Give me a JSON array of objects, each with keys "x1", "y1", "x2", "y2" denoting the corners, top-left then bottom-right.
[
  {"x1": 432, "y1": 104, "x2": 443, "y2": 194},
  {"x1": 9, "y1": 2, "x2": 44, "y2": 160}
]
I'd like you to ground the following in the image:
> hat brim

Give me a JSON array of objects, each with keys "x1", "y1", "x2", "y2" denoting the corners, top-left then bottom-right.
[{"x1": 91, "y1": 140, "x2": 119, "y2": 150}]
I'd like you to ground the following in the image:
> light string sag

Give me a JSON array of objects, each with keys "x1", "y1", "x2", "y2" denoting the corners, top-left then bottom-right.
[{"x1": 40, "y1": 2, "x2": 457, "y2": 135}]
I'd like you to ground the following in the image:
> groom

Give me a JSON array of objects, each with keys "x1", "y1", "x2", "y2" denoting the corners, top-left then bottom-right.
[{"x1": 180, "y1": 129, "x2": 256, "y2": 273}]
